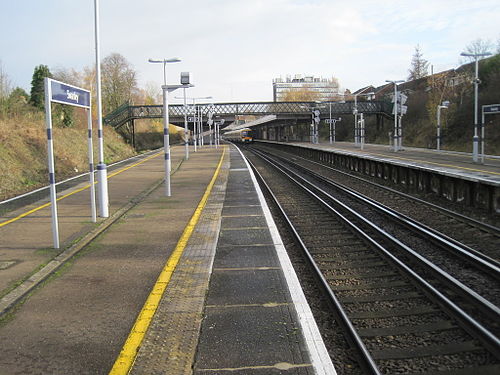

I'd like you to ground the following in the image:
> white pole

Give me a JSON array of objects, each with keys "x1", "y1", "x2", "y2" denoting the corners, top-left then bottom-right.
[
  {"x1": 183, "y1": 87, "x2": 189, "y2": 160},
  {"x1": 310, "y1": 110, "x2": 314, "y2": 143},
  {"x1": 398, "y1": 114, "x2": 403, "y2": 150},
  {"x1": 437, "y1": 105, "x2": 441, "y2": 151},
  {"x1": 217, "y1": 122, "x2": 220, "y2": 147},
  {"x1": 162, "y1": 85, "x2": 171, "y2": 196},
  {"x1": 329, "y1": 103, "x2": 332, "y2": 144},
  {"x1": 87, "y1": 108, "x2": 97, "y2": 222},
  {"x1": 44, "y1": 78, "x2": 60, "y2": 249},
  {"x1": 196, "y1": 105, "x2": 200, "y2": 148},
  {"x1": 193, "y1": 102, "x2": 197, "y2": 152},
  {"x1": 94, "y1": 0, "x2": 109, "y2": 217},
  {"x1": 481, "y1": 109, "x2": 485, "y2": 164},
  {"x1": 393, "y1": 83, "x2": 398, "y2": 152},
  {"x1": 214, "y1": 122, "x2": 218, "y2": 149},
  {"x1": 333, "y1": 119, "x2": 336, "y2": 143},
  {"x1": 199, "y1": 107, "x2": 203, "y2": 146},
  {"x1": 209, "y1": 123, "x2": 212, "y2": 146},
  {"x1": 200, "y1": 106, "x2": 205, "y2": 146},
  {"x1": 354, "y1": 94, "x2": 358, "y2": 146},
  {"x1": 472, "y1": 57, "x2": 480, "y2": 163},
  {"x1": 316, "y1": 115, "x2": 319, "y2": 144},
  {"x1": 215, "y1": 121, "x2": 219, "y2": 148},
  {"x1": 360, "y1": 113, "x2": 365, "y2": 150}
]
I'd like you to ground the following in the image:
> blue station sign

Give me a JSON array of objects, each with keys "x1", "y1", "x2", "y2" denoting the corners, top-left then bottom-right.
[
  {"x1": 50, "y1": 79, "x2": 90, "y2": 108},
  {"x1": 483, "y1": 104, "x2": 500, "y2": 114}
]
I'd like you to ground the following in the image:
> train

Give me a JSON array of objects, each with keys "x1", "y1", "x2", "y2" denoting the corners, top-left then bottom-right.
[{"x1": 222, "y1": 128, "x2": 253, "y2": 143}]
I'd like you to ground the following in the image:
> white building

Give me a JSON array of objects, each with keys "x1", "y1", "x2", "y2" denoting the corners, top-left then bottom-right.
[{"x1": 272, "y1": 74, "x2": 340, "y2": 102}]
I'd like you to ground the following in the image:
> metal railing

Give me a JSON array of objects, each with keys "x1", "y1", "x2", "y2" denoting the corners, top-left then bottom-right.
[{"x1": 104, "y1": 101, "x2": 392, "y2": 129}]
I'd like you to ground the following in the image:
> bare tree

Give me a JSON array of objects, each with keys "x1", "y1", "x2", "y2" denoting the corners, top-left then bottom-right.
[
  {"x1": 281, "y1": 87, "x2": 320, "y2": 102},
  {"x1": 53, "y1": 67, "x2": 83, "y2": 87},
  {"x1": 0, "y1": 60, "x2": 12, "y2": 99},
  {"x1": 408, "y1": 45, "x2": 429, "y2": 81},
  {"x1": 461, "y1": 38, "x2": 494, "y2": 61},
  {"x1": 101, "y1": 53, "x2": 138, "y2": 114}
]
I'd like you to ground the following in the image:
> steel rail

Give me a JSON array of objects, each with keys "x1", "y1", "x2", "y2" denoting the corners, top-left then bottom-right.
[
  {"x1": 256, "y1": 148, "x2": 500, "y2": 321},
  {"x1": 256, "y1": 147, "x2": 500, "y2": 321},
  {"x1": 251, "y1": 147, "x2": 500, "y2": 358},
  {"x1": 270, "y1": 150, "x2": 500, "y2": 275},
  {"x1": 244, "y1": 150, "x2": 382, "y2": 375}
]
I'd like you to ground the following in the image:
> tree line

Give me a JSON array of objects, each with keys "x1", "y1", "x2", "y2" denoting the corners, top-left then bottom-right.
[{"x1": 0, "y1": 53, "x2": 157, "y2": 127}]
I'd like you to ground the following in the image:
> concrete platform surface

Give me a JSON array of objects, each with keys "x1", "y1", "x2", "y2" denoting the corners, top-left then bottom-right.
[
  {"x1": 0, "y1": 143, "x2": 335, "y2": 375},
  {"x1": 128, "y1": 145, "x2": 335, "y2": 375},
  {"x1": 273, "y1": 140, "x2": 500, "y2": 185},
  {"x1": 0, "y1": 146, "x2": 224, "y2": 374}
]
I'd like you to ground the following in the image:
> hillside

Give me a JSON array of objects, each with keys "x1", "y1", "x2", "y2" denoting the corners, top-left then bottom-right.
[{"x1": 0, "y1": 112, "x2": 136, "y2": 201}]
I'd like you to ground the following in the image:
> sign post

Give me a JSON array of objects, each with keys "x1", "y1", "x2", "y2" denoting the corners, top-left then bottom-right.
[
  {"x1": 480, "y1": 104, "x2": 500, "y2": 164},
  {"x1": 214, "y1": 119, "x2": 225, "y2": 148},
  {"x1": 326, "y1": 118, "x2": 341, "y2": 144},
  {"x1": 44, "y1": 78, "x2": 95, "y2": 249}
]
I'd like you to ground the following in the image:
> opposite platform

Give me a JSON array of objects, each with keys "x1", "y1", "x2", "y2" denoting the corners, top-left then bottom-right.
[{"x1": 257, "y1": 140, "x2": 500, "y2": 215}]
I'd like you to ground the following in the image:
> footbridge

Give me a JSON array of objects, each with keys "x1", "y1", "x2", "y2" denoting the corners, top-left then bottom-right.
[
  {"x1": 104, "y1": 101, "x2": 392, "y2": 129},
  {"x1": 104, "y1": 100, "x2": 393, "y2": 147}
]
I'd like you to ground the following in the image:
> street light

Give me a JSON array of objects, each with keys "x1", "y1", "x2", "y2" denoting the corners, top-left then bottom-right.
[
  {"x1": 148, "y1": 57, "x2": 181, "y2": 196},
  {"x1": 353, "y1": 91, "x2": 374, "y2": 147},
  {"x1": 436, "y1": 101, "x2": 450, "y2": 151},
  {"x1": 93, "y1": 0, "x2": 110, "y2": 218},
  {"x1": 460, "y1": 51, "x2": 492, "y2": 163},
  {"x1": 175, "y1": 96, "x2": 212, "y2": 150},
  {"x1": 386, "y1": 80, "x2": 405, "y2": 151},
  {"x1": 148, "y1": 58, "x2": 181, "y2": 85}
]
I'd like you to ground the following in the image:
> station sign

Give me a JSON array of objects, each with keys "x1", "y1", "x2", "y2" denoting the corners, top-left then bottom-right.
[
  {"x1": 483, "y1": 104, "x2": 500, "y2": 114},
  {"x1": 50, "y1": 79, "x2": 90, "y2": 108}
]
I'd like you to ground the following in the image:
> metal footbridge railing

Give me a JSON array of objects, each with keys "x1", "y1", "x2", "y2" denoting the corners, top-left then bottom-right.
[{"x1": 103, "y1": 101, "x2": 393, "y2": 129}]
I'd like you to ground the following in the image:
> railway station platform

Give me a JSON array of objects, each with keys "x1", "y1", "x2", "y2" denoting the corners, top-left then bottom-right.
[
  {"x1": 258, "y1": 140, "x2": 500, "y2": 215},
  {"x1": 0, "y1": 144, "x2": 333, "y2": 374},
  {"x1": 269, "y1": 140, "x2": 500, "y2": 182}
]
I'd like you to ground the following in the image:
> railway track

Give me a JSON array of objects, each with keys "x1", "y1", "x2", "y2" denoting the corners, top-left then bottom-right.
[
  {"x1": 253, "y1": 143, "x2": 500, "y2": 260},
  {"x1": 242, "y1": 145, "x2": 500, "y2": 374}
]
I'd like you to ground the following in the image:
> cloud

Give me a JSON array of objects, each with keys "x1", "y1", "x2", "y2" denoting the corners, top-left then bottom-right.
[{"x1": 1, "y1": 0, "x2": 499, "y2": 102}]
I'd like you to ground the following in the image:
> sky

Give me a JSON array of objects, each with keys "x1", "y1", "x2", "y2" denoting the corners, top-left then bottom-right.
[{"x1": 1, "y1": 0, "x2": 499, "y2": 104}]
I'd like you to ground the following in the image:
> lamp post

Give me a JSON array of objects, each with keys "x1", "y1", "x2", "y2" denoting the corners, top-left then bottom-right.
[
  {"x1": 460, "y1": 51, "x2": 492, "y2": 163},
  {"x1": 386, "y1": 80, "x2": 404, "y2": 151},
  {"x1": 93, "y1": 0, "x2": 110, "y2": 218},
  {"x1": 353, "y1": 91, "x2": 374, "y2": 147},
  {"x1": 436, "y1": 101, "x2": 450, "y2": 151},
  {"x1": 148, "y1": 57, "x2": 181, "y2": 196}
]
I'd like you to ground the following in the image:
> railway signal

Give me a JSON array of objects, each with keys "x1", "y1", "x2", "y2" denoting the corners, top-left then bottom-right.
[{"x1": 311, "y1": 109, "x2": 321, "y2": 144}]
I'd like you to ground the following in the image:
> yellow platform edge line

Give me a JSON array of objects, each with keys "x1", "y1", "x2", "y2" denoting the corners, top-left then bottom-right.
[
  {"x1": 108, "y1": 146, "x2": 226, "y2": 375},
  {"x1": 0, "y1": 151, "x2": 162, "y2": 228}
]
